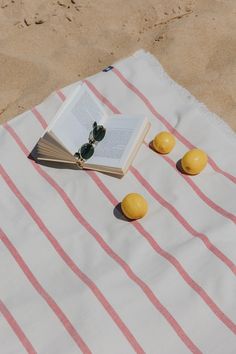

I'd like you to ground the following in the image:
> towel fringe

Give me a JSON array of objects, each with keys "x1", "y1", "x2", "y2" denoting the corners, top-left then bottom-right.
[{"x1": 130, "y1": 49, "x2": 236, "y2": 144}]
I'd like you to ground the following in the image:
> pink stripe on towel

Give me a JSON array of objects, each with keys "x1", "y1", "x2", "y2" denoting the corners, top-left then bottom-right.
[{"x1": 0, "y1": 297, "x2": 37, "y2": 354}]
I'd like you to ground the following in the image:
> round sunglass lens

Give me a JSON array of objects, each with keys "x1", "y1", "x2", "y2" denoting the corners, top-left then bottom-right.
[
  {"x1": 80, "y1": 143, "x2": 94, "y2": 160},
  {"x1": 93, "y1": 125, "x2": 106, "y2": 142}
]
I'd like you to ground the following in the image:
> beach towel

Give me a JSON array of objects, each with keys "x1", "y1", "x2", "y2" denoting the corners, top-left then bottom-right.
[{"x1": 0, "y1": 49, "x2": 235, "y2": 354}]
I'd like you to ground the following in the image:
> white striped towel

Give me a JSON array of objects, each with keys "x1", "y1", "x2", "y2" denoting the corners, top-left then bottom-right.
[{"x1": 0, "y1": 49, "x2": 235, "y2": 354}]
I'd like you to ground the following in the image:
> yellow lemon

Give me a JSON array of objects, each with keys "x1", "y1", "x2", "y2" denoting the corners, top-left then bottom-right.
[
  {"x1": 181, "y1": 149, "x2": 208, "y2": 175},
  {"x1": 121, "y1": 193, "x2": 148, "y2": 220},
  {"x1": 153, "y1": 131, "x2": 175, "y2": 154}
]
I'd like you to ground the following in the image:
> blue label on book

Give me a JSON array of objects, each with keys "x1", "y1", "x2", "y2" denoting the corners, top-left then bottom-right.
[{"x1": 102, "y1": 65, "x2": 114, "y2": 72}]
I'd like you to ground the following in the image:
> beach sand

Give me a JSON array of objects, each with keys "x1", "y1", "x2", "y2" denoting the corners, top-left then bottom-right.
[{"x1": 0, "y1": 0, "x2": 235, "y2": 131}]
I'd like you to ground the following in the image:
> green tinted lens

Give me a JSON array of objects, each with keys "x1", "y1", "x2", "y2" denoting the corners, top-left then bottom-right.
[
  {"x1": 93, "y1": 125, "x2": 106, "y2": 142},
  {"x1": 80, "y1": 143, "x2": 94, "y2": 160}
]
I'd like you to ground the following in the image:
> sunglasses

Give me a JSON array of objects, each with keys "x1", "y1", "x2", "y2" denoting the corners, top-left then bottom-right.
[{"x1": 74, "y1": 121, "x2": 106, "y2": 167}]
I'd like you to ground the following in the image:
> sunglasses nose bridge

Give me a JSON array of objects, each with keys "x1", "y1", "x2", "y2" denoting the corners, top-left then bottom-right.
[{"x1": 89, "y1": 131, "x2": 95, "y2": 144}]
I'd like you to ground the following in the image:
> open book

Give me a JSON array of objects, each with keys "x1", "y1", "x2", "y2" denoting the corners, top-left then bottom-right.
[{"x1": 36, "y1": 84, "x2": 150, "y2": 176}]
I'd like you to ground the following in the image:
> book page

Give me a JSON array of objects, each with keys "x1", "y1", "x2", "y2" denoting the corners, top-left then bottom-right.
[
  {"x1": 86, "y1": 115, "x2": 147, "y2": 168},
  {"x1": 48, "y1": 84, "x2": 108, "y2": 154}
]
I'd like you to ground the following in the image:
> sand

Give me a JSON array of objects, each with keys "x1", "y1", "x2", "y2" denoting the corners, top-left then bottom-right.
[{"x1": 0, "y1": 0, "x2": 235, "y2": 131}]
